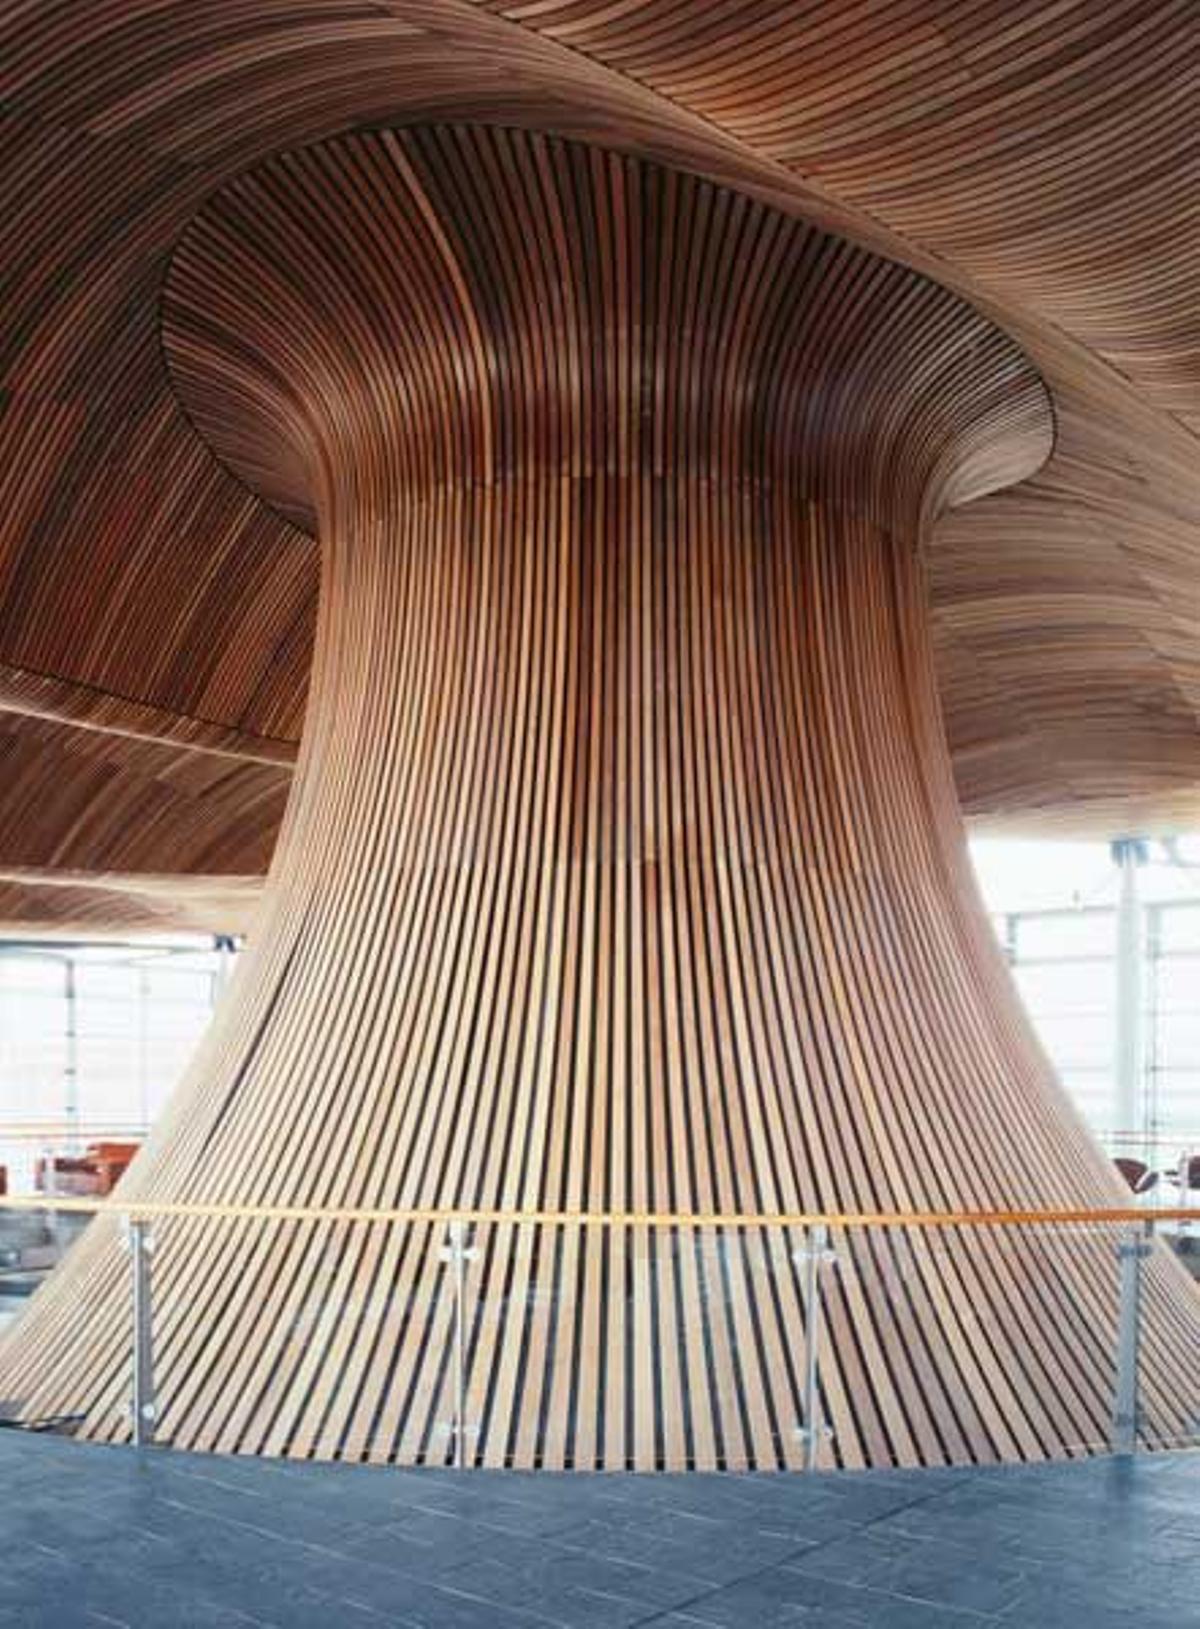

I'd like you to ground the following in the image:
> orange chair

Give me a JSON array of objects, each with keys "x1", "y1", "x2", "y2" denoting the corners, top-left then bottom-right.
[
  {"x1": 35, "y1": 1143, "x2": 139, "y2": 1198},
  {"x1": 85, "y1": 1142, "x2": 138, "y2": 1195},
  {"x1": 35, "y1": 1154, "x2": 102, "y2": 1197}
]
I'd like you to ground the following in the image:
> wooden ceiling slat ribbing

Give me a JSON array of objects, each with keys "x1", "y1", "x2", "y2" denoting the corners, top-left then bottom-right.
[{"x1": 0, "y1": 3, "x2": 1197, "y2": 917}]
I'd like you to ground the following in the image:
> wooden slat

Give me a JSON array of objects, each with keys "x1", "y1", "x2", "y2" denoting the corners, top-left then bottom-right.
[
  {"x1": 0, "y1": 870, "x2": 263, "y2": 937},
  {"x1": 0, "y1": 663, "x2": 298, "y2": 769}
]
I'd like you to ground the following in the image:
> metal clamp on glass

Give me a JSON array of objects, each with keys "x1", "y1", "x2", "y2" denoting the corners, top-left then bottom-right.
[
  {"x1": 439, "y1": 1220, "x2": 480, "y2": 1468},
  {"x1": 793, "y1": 1223, "x2": 838, "y2": 1471},
  {"x1": 1113, "y1": 1219, "x2": 1154, "y2": 1455},
  {"x1": 120, "y1": 1214, "x2": 156, "y2": 1449}
]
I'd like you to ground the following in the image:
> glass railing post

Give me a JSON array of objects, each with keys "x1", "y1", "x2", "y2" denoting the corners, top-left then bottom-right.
[
  {"x1": 1113, "y1": 1218, "x2": 1153, "y2": 1455},
  {"x1": 122, "y1": 1213, "x2": 156, "y2": 1449},
  {"x1": 438, "y1": 1219, "x2": 477, "y2": 1468},
  {"x1": 794, "y1": 1222, "x2": 838, "y2": 1471}
]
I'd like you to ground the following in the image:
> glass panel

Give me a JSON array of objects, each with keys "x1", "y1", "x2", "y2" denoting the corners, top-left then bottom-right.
[
  {"x1": 1026, "y1": 1016, "x2": 1114, "y2": 1069},
  {"x1": 1016, "y1": 912, "x2": 1113, "y2": 960},
  {"x1": 1151, "y1": 959, "x2": 1200, "y2": 1009},
  {"x1": 75, "y1": 964, "x2": 138, "y2": 1002},
  {"x1": 1154, "y1": 1013, "x2": 1200, "y2": 1058},
  {"x1": 1013, "y1": 961, "x2": 1113, "y2": 1016},
  {"x1": 0, "y1": 1200, "x2": 107, "y2": 1391},
  {"x1": 1158, "y1": 906, "x2": 1200, "y2": 952},
  {"x1": 1, "y1": 1208, "x2": 1196, "y2": 1469},
  {"x1": 76, "y1": 998, "x2": 139, "y2": 1039},
  {"x1": 0, "y1": 942, "x2": 226, "y2": 1169},
  {"x1": 0, "y1": 957, "x2": 68, "y2": 994},
  {"x1": 142, "y1": 968, "x2": 215, "y2": 1006}
]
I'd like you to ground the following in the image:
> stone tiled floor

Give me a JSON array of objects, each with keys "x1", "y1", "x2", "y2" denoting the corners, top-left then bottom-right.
[{"x1": 0, "y1": 1432, "x2": 1197, "y2": 1627}]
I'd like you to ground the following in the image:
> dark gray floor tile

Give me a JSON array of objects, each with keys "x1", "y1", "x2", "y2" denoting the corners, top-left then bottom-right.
[
  {"x1": 786, "y1": 1528, "x2": 1034, "y2": 1614},
  {"x1": 675, "y1": 1565, "x2": 996, "y2": 1628},
  {"x1": 2, "y1": 1434, "x2": 1199, "y2": 1629}
]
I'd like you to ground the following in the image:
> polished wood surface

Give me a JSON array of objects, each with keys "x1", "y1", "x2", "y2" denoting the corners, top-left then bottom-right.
[
  {"x1": 473, "y1": 0, "x2": 1200, "y2": 832},
  {"x1": 0, "y1": 870, "x2": 262, "y2": 938},
  {"x1": 0, "y1": 2, "x2": 1197, "y2": 929},
  {"x1": 2, "y1": 123, "x2": 1196, "y2": 1469}
]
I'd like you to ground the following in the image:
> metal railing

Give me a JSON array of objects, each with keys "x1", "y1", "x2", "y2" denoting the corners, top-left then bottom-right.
[{"x1": 1, "y1": 1198, "x2": 1196, "y2": 1468}]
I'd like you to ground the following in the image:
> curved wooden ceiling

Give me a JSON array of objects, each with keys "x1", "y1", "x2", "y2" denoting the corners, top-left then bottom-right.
[
  {"x1": 162, "y1": 128, "x2": 1049, "y2": 544},
  {"x1": 0, "y1": 0, "x2": 1196, "y2": 929}
]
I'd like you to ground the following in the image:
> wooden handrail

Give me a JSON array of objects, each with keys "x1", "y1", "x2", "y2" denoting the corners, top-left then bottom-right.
[{"x1": 0, "y1": 1196, "x2": 1191, "y2": 1228}]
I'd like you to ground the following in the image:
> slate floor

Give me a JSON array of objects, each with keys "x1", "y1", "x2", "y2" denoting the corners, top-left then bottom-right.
[{"x1": 0, "y1": 1432, "x2": 1197, "y2": 1628}]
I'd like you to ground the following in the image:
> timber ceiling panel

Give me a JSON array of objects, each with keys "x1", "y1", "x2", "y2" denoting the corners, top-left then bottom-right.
[{"x1": 0, "y1": 0, "x2": 1196, "y2": 926}]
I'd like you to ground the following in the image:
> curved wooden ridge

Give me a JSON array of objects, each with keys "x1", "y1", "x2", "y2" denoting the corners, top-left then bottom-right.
[{"x1": 2, "y1": 124, "x2": 1196, "y2": 1469}]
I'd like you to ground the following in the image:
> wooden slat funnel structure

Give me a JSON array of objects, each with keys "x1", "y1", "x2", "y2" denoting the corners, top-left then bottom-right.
[{"x1": 2, "y1": 121, "x2": 1197, "y2": 1469}]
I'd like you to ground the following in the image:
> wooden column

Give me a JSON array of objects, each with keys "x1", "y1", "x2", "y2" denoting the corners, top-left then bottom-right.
[{"x1": 2, "y1": 126, "x2": 1196, "y2": 1469}]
